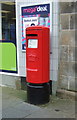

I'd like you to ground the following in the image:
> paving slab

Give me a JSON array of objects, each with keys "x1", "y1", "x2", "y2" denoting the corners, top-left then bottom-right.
[
  {"x1": 2, "y1": 97, "x2": 23, "y2": 110},
  {"x1": 2, "y1": 103, "x2": 41, "y2": 118},
  {"x1": 26, "y1": 96, "x2": 75, "y2": 118},
  {"x1": 0, "y1": 86, "x2": 76, "y2": 119},
  {"x1": 1, "y1": 86, "x2": 42, "y2": 118},
  {"x1": 26, "y1": 108, "x2": 75, "y2": 118},
  {"x1": 40, "y1": 96, "x2": 75, "y2": 115}
]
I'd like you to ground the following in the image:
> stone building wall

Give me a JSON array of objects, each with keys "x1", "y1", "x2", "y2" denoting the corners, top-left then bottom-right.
[{"x1": 58, "y1": 2, "x2": 77, "y2": 91}]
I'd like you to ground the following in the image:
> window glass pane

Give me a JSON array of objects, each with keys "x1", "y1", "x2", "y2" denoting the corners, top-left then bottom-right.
[
  {"x1": 0, "y1": 1, "x2": 17, "y2": 73},
  {"x1": 1, "y1": 2, "x2": 16, "y2": 43}
]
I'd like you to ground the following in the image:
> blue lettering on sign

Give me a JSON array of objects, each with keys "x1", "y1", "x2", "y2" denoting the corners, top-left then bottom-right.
[{"x1": 22, "y1": 4, "x2": 50, "y2": 16}]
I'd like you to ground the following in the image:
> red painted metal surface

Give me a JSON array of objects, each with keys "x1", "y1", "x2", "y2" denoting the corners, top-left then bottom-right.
[{"x1": 26, "y1": 26, "x2": 50, "y2": 84}]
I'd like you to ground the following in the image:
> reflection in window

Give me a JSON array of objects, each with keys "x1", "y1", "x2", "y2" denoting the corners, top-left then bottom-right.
[
  {"x1": 1, "y1": 1, "x2": 16, "y2": 44},
  {"x1": 0, "y1": 1, "x2": 17, "y2": 73}
]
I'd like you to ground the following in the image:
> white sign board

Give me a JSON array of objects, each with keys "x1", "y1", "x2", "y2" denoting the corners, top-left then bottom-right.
[
  {"x1": 23, "y1": 17, "x2": 38, "y2": 39},
  {"x1": 28, "y1": 39, "x2": 38, "y2": 48}
]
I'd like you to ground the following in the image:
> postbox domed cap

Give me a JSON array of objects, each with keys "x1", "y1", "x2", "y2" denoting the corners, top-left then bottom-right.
[{"x1": 26, "y1": 26, "x2": 49, "y2": 31}]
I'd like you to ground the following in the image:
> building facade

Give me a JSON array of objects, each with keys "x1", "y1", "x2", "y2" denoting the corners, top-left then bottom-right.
[{"x1": 0, "y1": 0, "x2": 76, "y2": 96}]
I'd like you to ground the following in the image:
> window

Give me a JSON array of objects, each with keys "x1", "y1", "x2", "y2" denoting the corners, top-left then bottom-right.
[{"x1": 0, "y1": 1, "x2": 17, "y2": 73}]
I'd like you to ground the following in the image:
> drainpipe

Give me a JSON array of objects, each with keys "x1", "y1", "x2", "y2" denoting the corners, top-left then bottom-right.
[{"x1": 52, "y1": 0, "x2": 59, "y2": 95}]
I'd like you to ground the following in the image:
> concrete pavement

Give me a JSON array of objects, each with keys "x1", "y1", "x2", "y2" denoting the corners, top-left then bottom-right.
[{"x1": 0, "y1": 86, "x2": 76, "y2": 119}]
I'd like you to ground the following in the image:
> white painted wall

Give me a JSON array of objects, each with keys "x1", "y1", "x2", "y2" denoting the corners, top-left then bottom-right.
[{"x1": 16, "y1": 0, "x2": 59, "y2": 81}]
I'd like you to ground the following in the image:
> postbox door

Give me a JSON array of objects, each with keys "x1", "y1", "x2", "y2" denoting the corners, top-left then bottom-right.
[{"x1": 26, "y1": 30, "x2": 43, "y2": 83}]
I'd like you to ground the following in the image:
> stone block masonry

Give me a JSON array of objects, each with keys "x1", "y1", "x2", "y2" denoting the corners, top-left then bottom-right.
[{"x1": 58, "y1": 2, "x2": 77, "y2": 92}]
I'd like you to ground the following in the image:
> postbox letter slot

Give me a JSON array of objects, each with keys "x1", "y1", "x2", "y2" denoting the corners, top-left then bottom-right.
[{"x1": 26, "y1": 34, "x2": 38, "y2": 36}]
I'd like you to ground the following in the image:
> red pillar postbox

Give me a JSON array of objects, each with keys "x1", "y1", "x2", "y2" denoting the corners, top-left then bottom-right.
[{"x1": 26, "y1": 26, "x2": 50, "y2": 104}]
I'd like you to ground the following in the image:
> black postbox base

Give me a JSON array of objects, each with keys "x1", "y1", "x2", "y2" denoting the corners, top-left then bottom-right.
[{"x1": 27, "y1": 82, "x2": 50, "y2": 105}]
